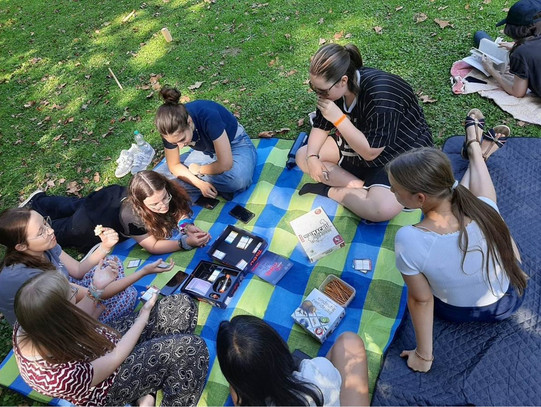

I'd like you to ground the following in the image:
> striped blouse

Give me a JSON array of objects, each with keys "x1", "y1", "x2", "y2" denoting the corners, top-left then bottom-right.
[
  {"x1": 13, "y1": 324, "x2": 119, "y2": 406},
  {"x1": 312, "y1": 67, "x2": 433, "y2": 168}
]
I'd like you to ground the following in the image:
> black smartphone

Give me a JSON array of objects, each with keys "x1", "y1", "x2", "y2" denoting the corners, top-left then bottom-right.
[
  {"x1": 229, "y1": 204, "x2": 255, "y2": 223},
  {"x1": 160, "y1": 270, "x2": 189, "y2": 296},
  {"x1": 195, "y1": 196, "x2": 219, "y2": 210}
]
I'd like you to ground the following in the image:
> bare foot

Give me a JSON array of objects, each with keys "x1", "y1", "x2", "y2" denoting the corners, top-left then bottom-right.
[{"x1": 137, "y1": 393, "x2": 155, "y2": 407}]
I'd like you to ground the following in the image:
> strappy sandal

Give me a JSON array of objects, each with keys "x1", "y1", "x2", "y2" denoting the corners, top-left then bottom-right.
[
  {"x1": 461, "y1": 108, "x2": 485, "y2": 160},
  {"x1": 482, "y1": 125, "x2": 510, "y2": 160}
]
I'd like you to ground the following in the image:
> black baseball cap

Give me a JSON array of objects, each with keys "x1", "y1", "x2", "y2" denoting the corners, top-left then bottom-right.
[{"x1": 496, "y1": 0, "x2": 541, "y2": 26}]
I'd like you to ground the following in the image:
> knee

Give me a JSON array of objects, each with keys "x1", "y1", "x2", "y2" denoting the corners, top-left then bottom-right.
[{"x1": 335, "y1": 332, "x2": 366, "y2": 353}]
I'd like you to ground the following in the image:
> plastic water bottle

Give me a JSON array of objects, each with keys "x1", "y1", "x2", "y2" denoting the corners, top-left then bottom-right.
[{"x1": 130, "y1": 131, "x2": 155, "y2": 174}]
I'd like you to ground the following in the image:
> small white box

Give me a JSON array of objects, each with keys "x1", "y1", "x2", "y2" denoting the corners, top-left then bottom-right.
[
  {"x1": 290, "y1": 207, "x2": 345, "y2": 262},
  {"x1": 291, "y1": 288, "x2": 345, "y2": 343}
]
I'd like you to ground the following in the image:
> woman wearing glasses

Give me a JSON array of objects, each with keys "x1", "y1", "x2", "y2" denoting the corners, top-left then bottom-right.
[
  {"x1": 0, "y1": 205, "x2": 173, "y2": 326},
  {"x1": 296, "y1": 43, "x2": 433, "y2": 222},
  {"x1": 154, "y1": 87, "x2": 257, "y2": 202},
  {"x1": 24, "y1": 170, "x2": 210, "y2": 254}
]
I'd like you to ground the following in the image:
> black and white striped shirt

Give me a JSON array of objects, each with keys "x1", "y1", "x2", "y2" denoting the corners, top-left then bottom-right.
[{"x1": 313, "y1": 67, "x2": 433, "y2": 168}]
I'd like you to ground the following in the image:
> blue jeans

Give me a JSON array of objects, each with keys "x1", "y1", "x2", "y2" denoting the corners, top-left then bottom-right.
[{"x1": 157, "y1": 129, "x2": 257, "y2": 201}]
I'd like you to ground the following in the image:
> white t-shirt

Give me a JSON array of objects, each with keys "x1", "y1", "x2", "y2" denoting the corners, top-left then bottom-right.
[
  {"x1": 395, "y1": 197, "x2": 509, "y2": 307},
  {"x1": 293, "y1": 357, "x2": 341, "y2": 406}
]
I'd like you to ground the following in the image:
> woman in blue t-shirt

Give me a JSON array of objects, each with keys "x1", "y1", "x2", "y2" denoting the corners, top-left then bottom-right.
[{"x1": 154, "y1": 87, "x2": 257, "y2": 201}]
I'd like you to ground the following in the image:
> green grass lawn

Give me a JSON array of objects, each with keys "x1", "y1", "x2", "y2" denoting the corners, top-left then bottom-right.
[{"x1": 0, "y1": 0, "x2": 539, "y2": 404}]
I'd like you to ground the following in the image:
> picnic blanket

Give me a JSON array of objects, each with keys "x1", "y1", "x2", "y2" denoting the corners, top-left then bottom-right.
[
  {"x1": 372, "y1": 136, "x2": 541, "y2": 406},
  {"x1": 0, "y1": 138, "x2": 422, "y2": 405}
]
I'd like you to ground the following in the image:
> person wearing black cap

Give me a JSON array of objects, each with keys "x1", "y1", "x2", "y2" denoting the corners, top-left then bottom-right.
[{"x1": 479, "y1": 0, "x2": 541, "y2": 97}]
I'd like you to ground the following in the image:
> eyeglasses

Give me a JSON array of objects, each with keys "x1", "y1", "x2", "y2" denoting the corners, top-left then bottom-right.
[
  {"x1": 146, "y1": 192, "x2": 172, "y2": 209},
  {"x1": 28, "y1": 216, "x2": 53, "y2": 240},
  {"x1": 308, "y1": 77, "x2": 342, "y2": 97},
  {"x1": 69, "y1": 286, "x2": 78, "y2": 302}
]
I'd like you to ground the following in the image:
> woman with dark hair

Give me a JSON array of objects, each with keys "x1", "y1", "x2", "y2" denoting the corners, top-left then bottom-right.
[
  {"x1": 216, "y1": 315, "x2": 369, "y2": 406},
  {"x1": 154, "y1": 87, "x2": 257, "y2": 201},
  {"x1": 480, "y1": 0, "x2": 541, "y2": 97},
  {"x1": 13, "y1": 271, "x2": 209, "y2": 406},
  {"x1": 25, "y1": 170, "x2": 210, "y2": 254},
  {"x1": 295, "y1": 43, "x2": 432, "y2": 222},
  {"x1": 0, "y1": 207, "x2": 172, "y2": 325},
  {"x1": 387, "y1": 109, "x2": 527, "y2": 373}
]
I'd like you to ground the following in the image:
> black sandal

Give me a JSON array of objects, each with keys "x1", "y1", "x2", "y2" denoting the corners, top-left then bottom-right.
[
  {"x1": 461, "y1": 108, "x2": 485, "y2": 160},
  {"x1": 482, "y1": 125, "x2": 509, "y2": 160}
]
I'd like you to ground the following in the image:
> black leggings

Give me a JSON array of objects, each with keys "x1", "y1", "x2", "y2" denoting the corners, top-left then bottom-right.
[
  {"x1": 105, "y1": 294, "x2": 209, "y2": 406},
  {"x1": 30, "y1": 185, "x2": 127, "y2": 253}
]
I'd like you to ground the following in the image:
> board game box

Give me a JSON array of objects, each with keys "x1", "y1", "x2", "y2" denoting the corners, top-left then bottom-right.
[
  {"x1": 290, "y1": 207, "x2": 345, "y2": 262},
  {"x1": 291, "y1": 288, "x2": 346, "y2": 343}
]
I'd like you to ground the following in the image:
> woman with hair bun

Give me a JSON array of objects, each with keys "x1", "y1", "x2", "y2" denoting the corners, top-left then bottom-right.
[
  {"x1": 296, "y1": 43, "x2": 432, "y2": 222},
  {"x1": 154, "y1": 88, "x2": 257, "y2": 201},
  {"x1": 387, "y1": 109, "x2": 527, "y2": 373}
]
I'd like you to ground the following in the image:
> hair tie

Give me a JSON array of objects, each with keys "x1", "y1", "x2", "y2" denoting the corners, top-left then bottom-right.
[{"x1": 451, "y1": 180, "x2": 459, "y2": 191}]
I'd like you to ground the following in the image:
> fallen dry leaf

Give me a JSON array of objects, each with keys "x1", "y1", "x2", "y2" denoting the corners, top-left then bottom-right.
[
  {"x1": 94, "y1": 172, "x2": 101, "y2": 183},
  {"x1": 66, "y1": 181, "x2": 83, "y2": 196},
  {"x1": 517, "y1": 121, "x2": 527, "y2": 127},
  {"x1": 188, "y1": 81, "x2": 203, "y2": 90},
  {"x1": 374, "y1": 26, "x2": 383, "y2": 34},
  {"x1": 333, "y1": 31, "x2": 344, "y2": 40},
  {"x1": 297, "y1": 118, "x2": 305, "y2": 127},
  {"x1": 24, "y1": 101, "x2": 36, "y2": 108},
  {"x1": 434, "y1": 18, "x2": 453, "y2": 29},
  {"x1": 396, "y1": 6, "x2": 403, "y2": 11},
  {"x1": 418, "y1": 93, "x2": 437, "y2": 103},
  {"x1": 258, "y1": 131, "x2": 275, "y2": 138},
  {"x1": 319, "y1": 38, "x2": 327, "y2": 45},
  {"x1": 415, "y1": 13, "x2": 428, "y2": 23}
]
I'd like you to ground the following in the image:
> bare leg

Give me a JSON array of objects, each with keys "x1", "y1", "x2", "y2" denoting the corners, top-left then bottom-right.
[
  {"x1": 329, "y1": 185, "x2": 403, "y2": 222},
  {"x1": 326, "y1": 332, "x2": 370, "y2": 406},
  {"x1": 297, "y1": 138, "x2": 364, "y2": 188},
  {"x1": 461, "y1": 110, "x2": 497, "y2": 203}
]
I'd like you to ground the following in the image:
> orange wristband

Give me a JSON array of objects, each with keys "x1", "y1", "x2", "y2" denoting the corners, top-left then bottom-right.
[{"x1": 333, "y1": 114, "x2": 347, "y2": 127}]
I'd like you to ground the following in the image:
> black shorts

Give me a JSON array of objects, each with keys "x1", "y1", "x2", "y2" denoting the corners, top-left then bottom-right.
[{"x1": 332, "y1": 134, "x2": 390, "y2": 188}]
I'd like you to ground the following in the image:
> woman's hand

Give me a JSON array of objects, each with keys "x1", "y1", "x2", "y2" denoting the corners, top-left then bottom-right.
[
  {"x1": 306, "y1": 156, "x2": 330, "y2": 183},
  {"x1": 142, "y1": 259, "x2": 175, "y2": 274},
  {"x1": 186, "y1": 225, "x2": 211, "y2": 248},
  {"x1": 92, "y1": 259, "x2": 119, "y2": 290},
  {"x1": 316, "y1": 97, "x2": 344, "y2": 124},
  {"x1": 481, "y1": 54, "x2": 496, "y2": 75},
  {"x1": 98, "y1": 227, "x2": 119, "y2": 251},
  {"x1": 196, "y1": 180, "x2": 218, "y2": 198},
  {"x1": 400, "y1": 349, "x2": 433, "y2": 372},
  {"x1": 137, "y1": 290, "x2": 159, "y2": 323},
  {"x1": 498, "y1": 41, "x2": 514, "y2": 51}
]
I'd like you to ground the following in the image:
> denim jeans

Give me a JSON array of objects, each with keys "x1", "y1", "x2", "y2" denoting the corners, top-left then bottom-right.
[{"x1": 156, "y1": 128, "x2": 257, "y2": 201}]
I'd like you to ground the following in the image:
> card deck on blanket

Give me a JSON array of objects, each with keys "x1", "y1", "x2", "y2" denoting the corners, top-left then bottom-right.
[
  {"x1": 208, "y1": 225, "x2": 268, "y2": 272},
  {"x1": 290, "y1": 207, "x2": 345, "y2": 262}
]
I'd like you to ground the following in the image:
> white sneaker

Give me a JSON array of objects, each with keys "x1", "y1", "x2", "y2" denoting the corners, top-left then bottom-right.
[
  {"x1": 131, "y1": 148, "x2": 155, "y2": 174},
  {"x1": 115, "y1": 149, "x2": 134, "y2": 178},
  {"x1": 19, "y1": 189, "x2": 44, "y2": 208}
]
